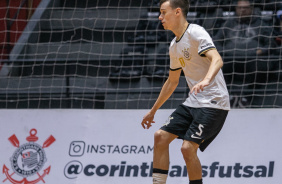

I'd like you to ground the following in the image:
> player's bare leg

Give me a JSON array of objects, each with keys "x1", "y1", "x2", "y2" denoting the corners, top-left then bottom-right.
[
  {"x1": 153, "y1": 130, "x2": 177, "y2": 183},
  {"x1": 181, "y1": 140, "x2": 203, "y2": 184}
]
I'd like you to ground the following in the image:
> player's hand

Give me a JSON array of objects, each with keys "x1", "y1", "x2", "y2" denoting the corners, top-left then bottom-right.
[
  {"x1": 190, "y1": 79, "x2": 210, "y2": 95},
  {"x1": 141, "y1": 111, "x2": 155, "y2": 129}
]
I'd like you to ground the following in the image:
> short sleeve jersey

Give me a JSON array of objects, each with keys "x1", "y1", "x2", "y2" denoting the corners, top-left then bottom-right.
[{"x1": 169, "y1": 24, "x2": 230, "y2": 110}]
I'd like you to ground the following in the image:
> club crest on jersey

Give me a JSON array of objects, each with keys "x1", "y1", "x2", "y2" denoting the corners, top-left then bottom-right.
[
  {"x1": 182, "y1": 47, "x2": 191, "y2": 60},
  {"x1": 3, "y1": 129, "x2": 56, "y2": 184}
]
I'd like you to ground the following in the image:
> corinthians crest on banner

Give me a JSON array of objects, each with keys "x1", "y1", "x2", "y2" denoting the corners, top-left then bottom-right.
[{"x1": 2, "y1": 129, "x2": 56, "y2": 184}]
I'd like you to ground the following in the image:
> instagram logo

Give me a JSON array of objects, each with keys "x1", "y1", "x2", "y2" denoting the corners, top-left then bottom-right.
[{"x1": 69, "y1": 141, "x2": 85, "y2": 157}]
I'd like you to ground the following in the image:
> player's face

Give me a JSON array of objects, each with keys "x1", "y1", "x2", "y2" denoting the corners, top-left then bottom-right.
[{"x1": 159, "y1": 1, "x2": 177, "y2": 30}]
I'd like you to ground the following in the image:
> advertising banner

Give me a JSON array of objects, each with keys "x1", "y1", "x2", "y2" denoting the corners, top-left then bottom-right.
[{"x1": 0, "y1": 109, "x2": 281, "y2": 184}]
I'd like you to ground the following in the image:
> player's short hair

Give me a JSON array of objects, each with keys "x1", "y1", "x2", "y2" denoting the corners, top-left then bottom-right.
[{"x1": 160, "y1": 0, "x2": 190, "y2": 18}]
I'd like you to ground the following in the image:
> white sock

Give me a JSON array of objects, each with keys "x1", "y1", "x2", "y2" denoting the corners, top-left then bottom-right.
[{"x1": 152, "y1": 173, "x2": 168, "y2": 184}]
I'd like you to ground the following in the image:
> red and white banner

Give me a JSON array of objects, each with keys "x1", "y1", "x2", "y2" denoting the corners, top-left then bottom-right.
[{"x1": 0, "y1": 109, "x2": 281, "y2": 184}]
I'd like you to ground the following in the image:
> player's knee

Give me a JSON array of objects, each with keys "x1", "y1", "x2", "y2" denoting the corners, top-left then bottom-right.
[
  {"x1": 154, "y1": 130, "x2": 165, "y2": 143},
  {"x1": 154, "y1": 130, "x2": 169, "y2": 148},
  {"x1": 181, "y1": 144, "x2": 192, "y2": 155},
  {"x1": 181, "y1": 142, "x2": 197, "y2": 160}
]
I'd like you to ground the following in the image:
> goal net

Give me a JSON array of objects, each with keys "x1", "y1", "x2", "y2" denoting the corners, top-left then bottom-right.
[{"x1": 0, "y1": 0, "x2": 281, "y2": 109}]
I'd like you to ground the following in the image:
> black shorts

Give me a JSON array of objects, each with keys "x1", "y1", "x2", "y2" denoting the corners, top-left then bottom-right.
[{"x1": 160, "y1": 104, "x2": 228, "y2": 152}]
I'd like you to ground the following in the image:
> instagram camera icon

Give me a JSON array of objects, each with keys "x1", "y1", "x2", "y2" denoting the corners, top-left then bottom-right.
[{"x1": 69, "y1": 141, "x2": 85, "y2": 157}]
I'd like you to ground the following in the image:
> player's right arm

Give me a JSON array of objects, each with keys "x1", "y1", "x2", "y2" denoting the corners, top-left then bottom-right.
[{"x1": 141, "y1": 69, "x2": 182, "y2": 129}]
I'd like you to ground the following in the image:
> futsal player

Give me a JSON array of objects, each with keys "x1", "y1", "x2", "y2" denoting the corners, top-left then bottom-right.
[{"x1": 141, "y1": 0, "x2": 231, "y2": 184}]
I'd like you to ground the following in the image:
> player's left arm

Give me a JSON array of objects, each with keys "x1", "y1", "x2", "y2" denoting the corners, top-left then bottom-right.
[{"x1": 190, "y1": 49, "x2": 223, "y2": 95}]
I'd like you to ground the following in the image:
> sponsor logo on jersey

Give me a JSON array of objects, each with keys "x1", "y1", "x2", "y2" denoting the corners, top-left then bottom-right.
[
  {"x1": 201, "y1": 43, "x2": 213, "y2": 49},
  {"x1": 211, "y1": 100, "x2": 218, "y2": 105}
]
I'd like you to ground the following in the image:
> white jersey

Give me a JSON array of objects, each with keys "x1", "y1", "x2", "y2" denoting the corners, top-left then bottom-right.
[{"x1": 169, "y1": 24, "x2": 230, "y2": 110}]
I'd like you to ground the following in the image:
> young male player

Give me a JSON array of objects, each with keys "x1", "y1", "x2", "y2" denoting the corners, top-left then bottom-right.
[{"x1": 141, "y1": 0, "x2": 230, "y2": 184}]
